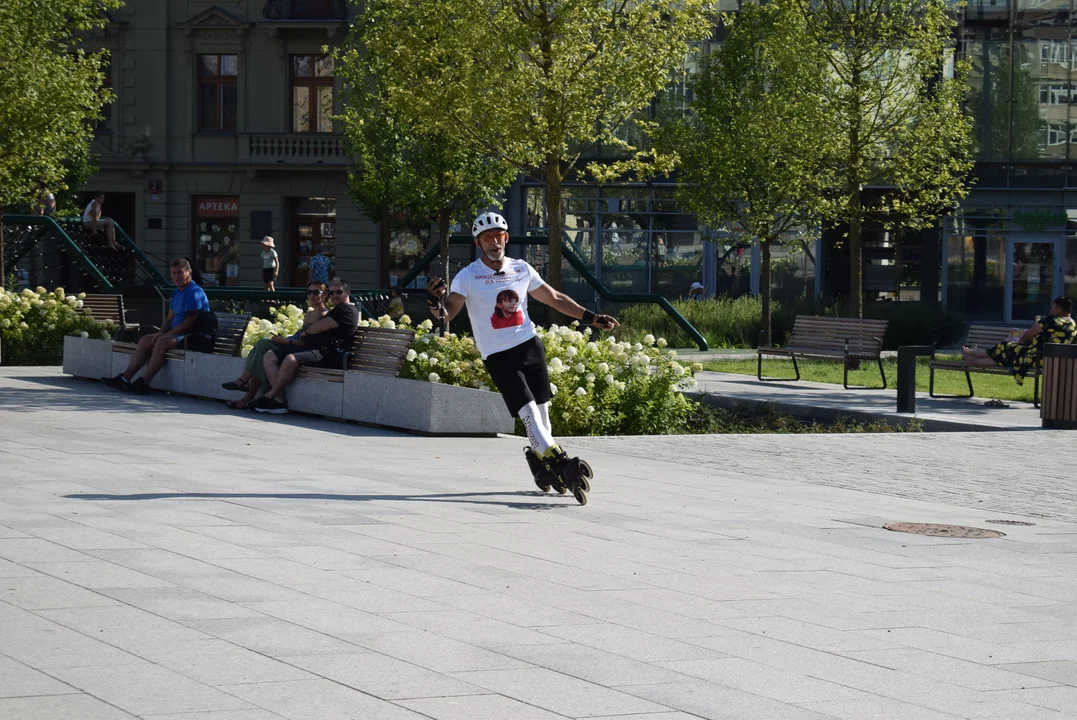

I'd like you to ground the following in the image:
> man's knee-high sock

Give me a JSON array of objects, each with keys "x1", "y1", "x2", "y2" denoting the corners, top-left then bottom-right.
[
  {"x1": 518, "y1": 401, "x2": 558, "y2": 457},
  {"x1": 536, "y1": 402, "x2": 552, "y2": 434}
]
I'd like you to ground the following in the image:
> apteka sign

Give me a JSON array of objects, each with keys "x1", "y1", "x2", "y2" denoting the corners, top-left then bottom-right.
[{"x1": 195, "y1": 197, "x2": 240, "y2": 217}]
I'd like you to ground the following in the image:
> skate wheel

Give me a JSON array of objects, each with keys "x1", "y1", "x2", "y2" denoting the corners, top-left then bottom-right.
[
  {"x1": 574, "y1": 460, "x2": 592, "y2": 492},
  {"x1": 572, "y1": 485, "x2": 588, "y2": 505},
  {"x1": 554, "y1": 484, "x2": 567, "y2": 495},
  {"x1": 533, "y1": 477, "x2": 551, "y2": 493}
]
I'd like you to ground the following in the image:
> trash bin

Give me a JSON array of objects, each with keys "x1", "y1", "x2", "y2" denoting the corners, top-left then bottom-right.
[{"x1": 1041, "y1": 343, "x2": 1077, "y2": 429}]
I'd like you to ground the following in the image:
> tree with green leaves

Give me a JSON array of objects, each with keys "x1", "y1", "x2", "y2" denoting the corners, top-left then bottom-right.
[
  {"x1": 801, "y1": 0, "x2": 974, "y2": 317},
  {"x1": 356, "y1": 0, "x2": 712, "y2": 294},
  {"x1": 0, "y1": 0, "x2": 118, "y2": 283},
  {"x1": 657, "y1": 0, "x2": 832, "y2": 346},
  {"x1": 334, "y1": 25, "x2": 515, "y2": 330}
]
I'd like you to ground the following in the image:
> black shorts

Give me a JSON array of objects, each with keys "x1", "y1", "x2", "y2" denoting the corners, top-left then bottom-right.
[
  {"x1": 271, "y1": 345, "x2": 336, "y2": 368},
  {"x1": 262, "y1": 267, "x2": 276, "y2": 282},
  {"x1": 482, "y1": 336, "x2": 550, "y2": 417}
]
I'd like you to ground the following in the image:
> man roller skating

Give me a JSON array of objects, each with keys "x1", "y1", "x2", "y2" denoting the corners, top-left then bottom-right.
[{"x1": 426, "y1": 211, "x2": 618, "y2": 505}]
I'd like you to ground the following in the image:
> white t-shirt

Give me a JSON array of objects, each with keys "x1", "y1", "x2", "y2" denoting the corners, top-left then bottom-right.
[
  {"x1": 82, "y1": 200, "x2": 98, "y2": 222},
  {"x1": 450, "y1": 257, "x2": 545, "y2": 359},
  {"x1": 261, "y1": 249, "x2": 278, "y2": 269}
]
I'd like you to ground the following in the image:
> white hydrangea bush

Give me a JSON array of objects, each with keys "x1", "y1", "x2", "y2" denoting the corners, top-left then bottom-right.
[
  {"x1": 0, "y1": 287, "x2": 113, "y2": 365},
  {"x1": 240, "y1": 304, "x2": 306, "y2": 358},
  {"x1": 399, "y1": 319, "x2": 703, "y2": 436}
]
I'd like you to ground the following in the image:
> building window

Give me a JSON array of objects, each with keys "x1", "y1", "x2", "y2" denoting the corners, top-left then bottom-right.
[
  {"x1": 1040, "y1": 84, "x2": 1071, "y2": 106},
  {"x1": 95, "y1": 61, "x2": 112, "y2": 133},
  {"x1": 290, "y1": 197, "x2": 336, "y2": 285},
  {"x1": 291, "y1": 55, "x2": 334, "y2": 133},
  {"x1": 198, "y1": 54, "x2": 238, "y2": 131}
]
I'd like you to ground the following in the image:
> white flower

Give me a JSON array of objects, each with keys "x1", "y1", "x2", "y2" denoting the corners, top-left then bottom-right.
[
  {"x1": 574, "y1": 387, "x2": 586, "y2": 397},
  {"x1": 684, "y1": 377, "x2": 698, "y2": 388},
  {"x1": 585, "y1": 373, "x2": 596, "y2": 383},
  {"x1": 79, "y1": 331, "x2": 89, "y2": 338},
  {"x1": 99, "y1": 331, "x2": 110, "y2": 340},
  {"x1": 383, "y1": 320, "x2": 396, "y2": 329},
  {"x1": 574, "y1": 363, "x2": 586, "y2": 373},
  {"x1": 656, "y1": 338, "x2": 667, "y2": 348},
  {"x1": 586, "y1": 342, "x2": 597, "y2": 351},
  {"x1": 597, "y1": 362, "x2": 610, "y2": 374},
  {"x1": 586, "y1": 405, "x2": 595, "y2": 413},
  {"x1": 547, "y1": 363, "x2": 562, "y2": 376},
  {"x1": 604, "y1": 374, "x2": 615, "y2": 385},
  {"x1": 549, "y1": 383, "x2": 558, "y2": 396},
  {"x1": 399, "y1": 314, "x2": 411, "y2": 325},
  {"x1": 419, "y1": 319, "x2": 433, "y2": 331},
  {"x1": 429, "y1": 357, "x2": 439, "y2": 366},
  {"x1": 672, "y1": 363, "x2": 686, "y2": 376},
  {"x1": 550, "y1": 357, "x2": 563, "y2": 370},
  {"x1": 406, "y1": 349, "x2": 417, "y2": 361},
  {"x1": 428, "y1": 372, "x2": 440, "y2": 383},
  {"x1": 478, "y1": 384, "x2": 490, "y2": 392},
  {"x1": 378, "y1": 314, "x2": 391, "y2": 324},
  {"x1": 633, "y1": 342, "x2": 643, "y2": 351},
  {"x1": 368, "y1": 320, "x2": 380, "y2": 328},
  {"x1": 691, "y1": 362, "x2": 703, "y2": 373},
  {"x1": 19, "y1": 322, "x2": 29, "y2": 330},
  {"x1": 613, "y1": 380, "x2": 626, "y2": 391},
  {"x1": 418, "y1": 352, "x2": 429, "y2": 361},
  {"x1": 566, "y1": 346, "x2": 578, "y2": 357},
  {"x1": 643, "y1": 334, "x2": 655, "y2": 346},
  {"x1": 563, "y1": 412, "x2": 571, "y2": 421}
]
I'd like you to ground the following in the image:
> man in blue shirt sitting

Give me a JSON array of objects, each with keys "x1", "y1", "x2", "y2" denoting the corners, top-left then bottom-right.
[{"x1": 105, "y1": 258, "x2": 210, "y2": 394}]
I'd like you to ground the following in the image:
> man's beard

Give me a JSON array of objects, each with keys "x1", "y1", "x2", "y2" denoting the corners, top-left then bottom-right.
[{"x1": 485, "y1": 248, "x2": 505, "y2": 262}]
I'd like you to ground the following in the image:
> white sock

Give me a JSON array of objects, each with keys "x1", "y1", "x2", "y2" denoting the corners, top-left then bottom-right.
[
  {"x1": 518, "y1": 401, "x2": 558, "y2": 457},
  {"x1": 536, "y1": 402, "x2": 552, "y2": 434}
]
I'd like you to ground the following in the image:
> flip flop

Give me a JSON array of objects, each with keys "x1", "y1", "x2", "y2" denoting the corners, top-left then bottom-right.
[
  {"x1": 226, "y1": 399, "x2": 249, "y2": 410},
  {"x1": 983, "y1": 399, "x2": 1010, "y2": 408},
  {"x1": 221, "y1": 380, "x2": 249, "y2": 391}
]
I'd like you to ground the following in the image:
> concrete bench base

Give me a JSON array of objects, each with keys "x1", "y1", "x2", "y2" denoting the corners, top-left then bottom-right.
[{"x1": 62, "y1": 336, "x2": 513, "y2": 436}]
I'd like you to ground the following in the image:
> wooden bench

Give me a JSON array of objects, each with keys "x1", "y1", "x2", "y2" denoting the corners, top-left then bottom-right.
[
  {"x1": 930, "y1": 324, "x2": 1044, "y2": 407},
  {"x1": 297, "y1": 326, "x2": 417, "y2": 383},
  {"x1": 82, "y1": 293, "x2": 139, "y2": 340},
  {"x1": 111, "y1": 312, "x2": 251, "y2": 359},
  {"x1": 757, "y1": 316, "x2": 889, "y2": 389}
]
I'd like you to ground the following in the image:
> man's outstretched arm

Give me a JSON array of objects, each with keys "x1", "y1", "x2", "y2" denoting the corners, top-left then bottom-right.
[
  {"x1": 529, "y1": 283, "x2": 618, "y2": 330},
  {"x1": 426, "y1": 276, "x2": 466, "y2": 323}
]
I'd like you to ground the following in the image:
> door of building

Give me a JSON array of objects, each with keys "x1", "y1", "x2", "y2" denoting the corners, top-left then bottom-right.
[
  {"x1": 289, "y1": 197, "x2": 336, "y2": 286},
  {"x1": 1006, "y1": 237, "x2": 1063, "y2": 323}
]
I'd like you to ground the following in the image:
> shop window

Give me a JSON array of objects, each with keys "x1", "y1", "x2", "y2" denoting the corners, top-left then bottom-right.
[
  {"x1": 198, "y1": 54, "x2": 238, "y2": 131},
  {"x1": 291, "y1": 55, "x2": 334, "y2": 133},
  {"x1": 192, "y1": 196, "x2": 241, "y2": 286}
]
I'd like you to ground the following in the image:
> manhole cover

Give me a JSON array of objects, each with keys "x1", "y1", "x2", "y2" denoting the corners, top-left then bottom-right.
[
  {"x1": 883, "y1": 522, "x2": 1004, "y2": 539},
  {"x1": 984, "y1": 519, "x2": 1035, "y2": 526}
]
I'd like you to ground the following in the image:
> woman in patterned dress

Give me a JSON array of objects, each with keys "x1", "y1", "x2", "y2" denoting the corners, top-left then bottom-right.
[{"x1": 961, "y1": 296, "x2": 1076, "y2": 385}]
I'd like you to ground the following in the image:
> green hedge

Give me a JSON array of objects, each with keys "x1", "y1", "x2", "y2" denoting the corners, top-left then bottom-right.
[{"x1": 617, "y1": 296, "x2": 965, "y2": 350}]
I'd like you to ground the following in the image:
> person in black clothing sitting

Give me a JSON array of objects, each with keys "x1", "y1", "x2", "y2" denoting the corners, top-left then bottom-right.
[{"x1": 252, "y1": 278, "x2": 360, "y2": 414}]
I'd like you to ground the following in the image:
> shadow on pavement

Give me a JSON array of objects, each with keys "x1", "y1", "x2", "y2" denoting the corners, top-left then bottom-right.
[
  {"x1": 63, "y1": 491, "x2": 572, "y2": 511},
  {"x1": 0, "y1": 374, "x2": 404, "y2": 438}
]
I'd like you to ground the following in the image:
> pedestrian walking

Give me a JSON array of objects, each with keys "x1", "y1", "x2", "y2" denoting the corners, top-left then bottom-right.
[{"x1": 260, "y1": 236, "x2": 279, "y2": 291}]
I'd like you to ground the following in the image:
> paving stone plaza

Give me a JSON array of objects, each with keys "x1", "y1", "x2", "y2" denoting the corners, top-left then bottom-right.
[{"x1": 1, "y1": 367, "x2": 1076, "y2": 719}]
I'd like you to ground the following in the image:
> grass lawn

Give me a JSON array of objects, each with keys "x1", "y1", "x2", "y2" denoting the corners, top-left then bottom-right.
[{"x1": 702, "y1": 355, "x2": 1037, "y2": 404}]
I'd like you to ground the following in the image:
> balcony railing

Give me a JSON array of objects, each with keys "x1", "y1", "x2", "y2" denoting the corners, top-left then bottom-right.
[
  {"x1": 262, "y1": 0, "x2": 346, "y2": 20},
  {"x1": 247, "y1": 133, "x2": 346, "y2": 164}
]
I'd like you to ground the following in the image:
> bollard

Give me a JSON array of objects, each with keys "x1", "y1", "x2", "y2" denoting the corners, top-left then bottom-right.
[{"x1": 896, "y1": 345, "x2": 934, "y2": 413}]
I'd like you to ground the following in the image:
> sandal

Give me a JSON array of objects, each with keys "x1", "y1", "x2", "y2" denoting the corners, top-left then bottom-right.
[
  {"x1": 221, "y1": 379, "x2": 249, "y2": 391},
  {"x1": 983, "y1": 399, "x2": 1010, "y2": 408},
  {"x1": 226, "y1": 399, "x2": 249, "y2": 410}
]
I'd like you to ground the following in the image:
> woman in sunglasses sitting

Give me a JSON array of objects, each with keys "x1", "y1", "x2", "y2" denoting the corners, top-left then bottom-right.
[{"x1": 221, "y1": 282, "x2": 328, "y2": 409}]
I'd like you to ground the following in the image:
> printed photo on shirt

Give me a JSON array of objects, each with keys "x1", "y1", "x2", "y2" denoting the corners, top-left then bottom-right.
[{"x1": 491, "y1": 289, "x2": 524, "y2": 329}]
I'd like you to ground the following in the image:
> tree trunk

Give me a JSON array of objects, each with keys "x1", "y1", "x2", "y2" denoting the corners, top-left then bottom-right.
[
  {"x1": 760, "y1": 239, "x2": 772, "y2": 348},
  {"x1": 544, "y1": 155, "x2": 563, "y2": 294},
  {"x1": 0, "y1": 202, "x2": 6, "y2": 288},
  {"x1": 437, "y1": 205, "x2": 451, "y2": 336},
  {"x1": 848, "y1": 184, "x2": 863, "y2": 318}
]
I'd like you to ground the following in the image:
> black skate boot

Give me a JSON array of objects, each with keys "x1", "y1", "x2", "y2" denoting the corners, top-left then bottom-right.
[
  {"x1": 542, "y1": 448, "x2": 593, "y2": 506},
  {"x1": 524, "y1": 447, "x2": 566, "y2": 494}
]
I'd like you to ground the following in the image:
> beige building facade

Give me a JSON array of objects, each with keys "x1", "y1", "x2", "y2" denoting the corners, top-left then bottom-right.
[{"x1": 88, "y1": 0, "x2": 380, "y2": 289}]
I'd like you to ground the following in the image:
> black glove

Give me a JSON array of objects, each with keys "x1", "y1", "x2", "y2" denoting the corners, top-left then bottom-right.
[{"x1": 426, "y1": 276, "x2": 447, "y2": 309}]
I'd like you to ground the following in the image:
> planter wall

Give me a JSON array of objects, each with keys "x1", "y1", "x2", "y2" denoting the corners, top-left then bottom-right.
[
  {"x1": 61, "y1": 336, "x2": 511, "y2": 436},
  {"x1": 343, "y1": 372, "x2": 514, "y2": 435}
]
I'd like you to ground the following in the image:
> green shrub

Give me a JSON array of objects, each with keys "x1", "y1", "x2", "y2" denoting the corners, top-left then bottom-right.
[
  {"x1": 617, "y1": 295, "x2": 964, "y2": 350},
  {"x1": 0, "y1": 287, "x2": 114, "y2": 365}
]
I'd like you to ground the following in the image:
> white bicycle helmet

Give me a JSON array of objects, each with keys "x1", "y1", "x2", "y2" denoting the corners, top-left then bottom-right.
[{"x1": 472, "y1": 211, "x2": 509, "y2": 238}]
